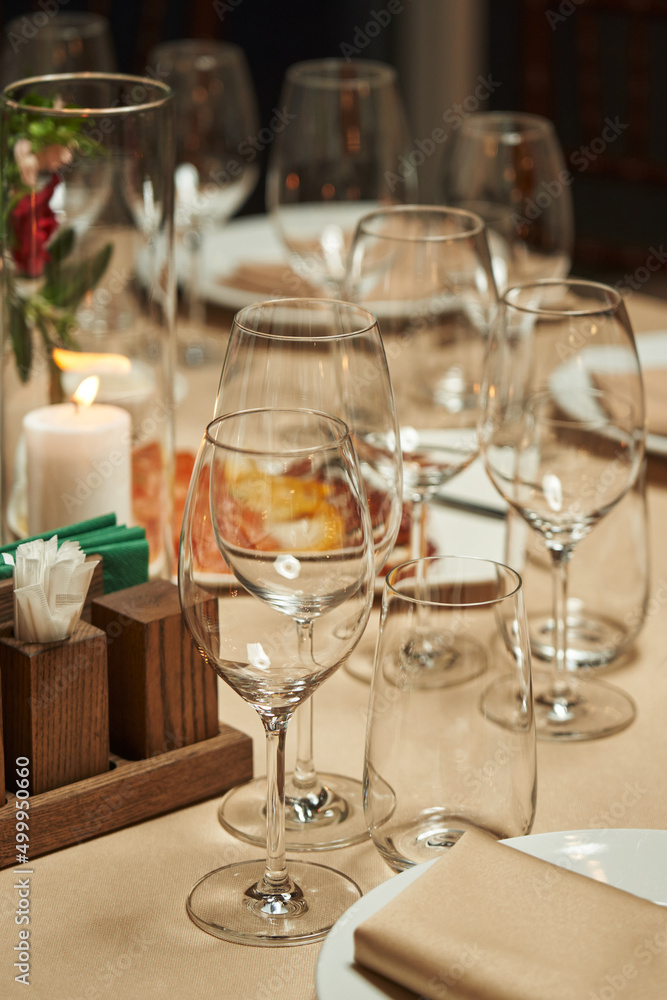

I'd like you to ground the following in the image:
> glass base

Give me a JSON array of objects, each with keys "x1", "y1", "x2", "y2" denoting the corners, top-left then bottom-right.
[
  {"x1": 371, "y1": 812, "x2": 499, "y2": 873},
  {"x1": 396, "y1": 631, "x2": 488, "y2": 689},
  {"x1": 186, "y1": 859, "x2": 361, "y2": 946},
  {"x1": 218, "y1": 773, "x2": 370, "y2": 851},
  {"x1": 529, "y1": 612, "x2": 633, "y2": 670},
  {"x1": 483, "y1": 668, "x2": 636, "y2": 741}
]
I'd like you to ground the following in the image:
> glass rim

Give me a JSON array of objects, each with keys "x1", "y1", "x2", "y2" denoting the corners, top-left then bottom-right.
[
  {"x1": 5, "y1": 11, "x2": 111, "y2": 36},
  {"x1": 502, "y1": 278, "x2": 624, "y2": 317},
  {"x1": 1, "y1": 72, "x2": 173, "y2": 115},
  {"x1": 355, "y1": 204, "x2": 487, "y2": 243},
  {"x1": 149, "y1": 38, "x2": 246, "y2": 66},
  {"x1": 459, "y1": 110, "x2": 555, "y2": 141},
  {"x1": 285, "y1": 58, "x2": 397, "y2": 89},
  {"x1": 385, "y1": 555, "x2": 523, "y2": 608},
  {"x1": 232, "y1": 297, "x2": 379, "y2": 341},
  {"x1": 205, "y1": 407, "x2": 351, "y2": 456}
]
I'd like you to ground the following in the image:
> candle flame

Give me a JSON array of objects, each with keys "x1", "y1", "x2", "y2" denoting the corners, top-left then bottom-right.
[
  {"x1": 53, "y1": 349, "x2": 132, "y2": 374},
  {"x1": 71, "y1": 376, "x2": 100, "y2": 408}
]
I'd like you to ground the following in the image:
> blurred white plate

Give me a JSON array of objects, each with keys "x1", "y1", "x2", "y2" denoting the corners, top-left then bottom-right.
[
  {"x1": 551, "y1": 330, "x2": 667, "y2": 456},
  {"x1": 316, "y1": 828, "x2": 667, "y2": 1000},
  {"x1": 175, "y1": 214, "x2": 287, "y2": 310}
]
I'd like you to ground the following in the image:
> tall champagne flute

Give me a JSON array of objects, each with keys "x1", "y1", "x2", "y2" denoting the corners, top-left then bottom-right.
[
  {"x1": 345, "y1": 205, "x2": 498, "y2": 571},
  {"x1": 179, "y1": 407, "x2": 375, "y2": 944},
  {"x1": 213, "y1": 298, "x2": 403, "y2": 849},
  {"x1": 479, "y1": 279, "x2": 644, "y2": 740},
  {"x1": 266, "y1": 58, "x2": 416, "y2": 296},
  {"x1": 438, "y1": 111, "x2": 574, "y2": 290}
]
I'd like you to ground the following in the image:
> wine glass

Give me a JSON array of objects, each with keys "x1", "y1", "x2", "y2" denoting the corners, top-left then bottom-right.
[
  {"x1": 212, "y1": 298, "x2": 403, "y2": 850},
  {"x1": 266, "y1": 58, "x2": 416, "y2": 296},
  {"x1": 345, "y1": 205, "x2": 498, "y2": 572},
  {"x1": 438, "y1": 111, "x2": 574, "y2": 290},
  {"x1": 1, "y1": 13, "x2": 117, "y2": 86},
  {"x1": 479, "y1": 278, "x2": 645, "y2": 740},
  {"x1": 148, "y1": 39, "x2": 259, "y2": 362},
  {"x1": 179, "y1": 407, "x2": 375, "y2": 944}
]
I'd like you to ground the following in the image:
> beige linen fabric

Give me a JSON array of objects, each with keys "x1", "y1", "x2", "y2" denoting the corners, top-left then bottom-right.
[
  {"x1": 2, "y1": 294, "x2": 667, "y2": 999},
  {"x1": 354, "y1": 828, "x2": 667, "y2": 1000}
]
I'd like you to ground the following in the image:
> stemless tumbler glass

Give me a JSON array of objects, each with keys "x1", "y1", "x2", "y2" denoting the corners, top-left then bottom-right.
[{"x1": 365, "y1": 555, "x2": 536, "y2": 872}]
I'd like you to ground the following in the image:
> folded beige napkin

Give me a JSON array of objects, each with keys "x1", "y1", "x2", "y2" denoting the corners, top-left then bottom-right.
[
  {"x1": 592, "y1": 368, "x2": 667, "y2": 437},
  {"x1": 216, "y1": 261, "x2": 323, "y2": 298},
  {"x1": 353, "y1": 829, "x2": 667, "y2": 1000}
]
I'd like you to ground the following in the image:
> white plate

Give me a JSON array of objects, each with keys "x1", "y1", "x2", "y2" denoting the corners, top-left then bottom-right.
[
  {"x1": 175, "y1": 214, "x2": 287, "y2": 310},
  {"x1": 550, "y1": 330, "x2": 667, "y2": 456},
  {"x1": 316, "y1": 828, "x2": 667, "y2": 1000}
]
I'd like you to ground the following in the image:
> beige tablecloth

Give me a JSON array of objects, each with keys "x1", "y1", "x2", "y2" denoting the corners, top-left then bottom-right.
[{"x1": 2, "y1": 292, "x2": 667, "y2": 1000}]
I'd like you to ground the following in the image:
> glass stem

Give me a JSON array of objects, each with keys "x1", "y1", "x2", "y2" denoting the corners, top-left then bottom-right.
[
  {"x1": 292, "y1": 621, "x2": 318, "y2": 792},
  {"x1": 550, "y1": 546, "x2": 574, "y2": 698},
  {"x1": 410, "y1": 497, "x2": 427, "y2": 561},
  {"x1": 260, "y1": 716, "x2": 290, "y2": 891},
  {"x1": 184, "y1": 227, "x2": 206, "y2": 327}
]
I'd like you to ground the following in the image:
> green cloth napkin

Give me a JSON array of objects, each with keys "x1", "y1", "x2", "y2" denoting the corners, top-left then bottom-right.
[{"x1": 0, "y1": 514, "x2": 150, "y2": 593}]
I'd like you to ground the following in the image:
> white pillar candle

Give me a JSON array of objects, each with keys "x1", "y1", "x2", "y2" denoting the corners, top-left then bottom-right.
[{"x1": 23, "y1": 402, "x2": 132, "y2": 534}]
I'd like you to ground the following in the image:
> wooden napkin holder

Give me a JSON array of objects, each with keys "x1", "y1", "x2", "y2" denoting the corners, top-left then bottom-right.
[
  {"x1": 91, "y1": 578, "x2": 219, "y2": 759},
  {"x1": 0, "y1": 576, "x2": 253, "y2": 868},
  {"x1": 0, "y1": 620, "x2": 109, "y2": 796}
]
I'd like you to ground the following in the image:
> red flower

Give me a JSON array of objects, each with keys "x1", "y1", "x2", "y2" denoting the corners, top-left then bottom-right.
[{"x1": 9, "y1": 174, "x2": 60, "y2": 278}]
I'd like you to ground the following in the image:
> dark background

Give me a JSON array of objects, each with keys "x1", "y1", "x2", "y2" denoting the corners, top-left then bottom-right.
[{"x1": 1, "y1": 0, "x2": 666, "y2": 294}]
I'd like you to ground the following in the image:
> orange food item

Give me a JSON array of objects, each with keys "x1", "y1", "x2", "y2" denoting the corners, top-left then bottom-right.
[{"x1": 132, "y1": 440, "x2": 167, "y2": 565}]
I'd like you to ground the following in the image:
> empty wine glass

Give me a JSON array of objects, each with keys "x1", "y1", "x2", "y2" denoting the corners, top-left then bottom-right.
[
  {"x1": 479, "y1": 278, "x2": 645, "y2": 740},
  {"x1": 179, "y1": 407, "x2": 375, "y2": 944},
  {"x1": 345, "y1": 205, "x2": 498, "y2": 570},
  {"x1": 1, "y1": 13, "x2": 116, "y2": 86},
  {"x1": 148, "y1": 39, "x2": 259, "y2": 362},
  {"x1": 365, "y1": 555, "x2": 536, "y2": 871},
  {"x1": 438, "y1": 111, "x2": 574, "y2": 290},
  {"x1": 212, "y1": 298, "x2": 403, "y2": 849},
  {"x1": 266, "y1": 58, "x2": 416, "y2": 296}
]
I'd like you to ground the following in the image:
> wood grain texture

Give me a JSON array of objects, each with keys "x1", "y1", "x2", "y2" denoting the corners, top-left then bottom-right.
[
  {"x1": 0, "y1": 621, "x2": 109, "y2": 796},
  {"x1": 91, "y1": 579, "x2": 218, "y2": 760},
  {"x1": 0, "y1": 680, "x2": 4, "y2": 807},
  {"x1": 0, "y1": 725, "x2": 253, "y2": 868}
]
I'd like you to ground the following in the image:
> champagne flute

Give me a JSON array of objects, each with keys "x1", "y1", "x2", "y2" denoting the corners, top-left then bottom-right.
[
  {"x1": 179, "y1": 407, "x2": 375, "y2": 944},
  {"x1": 266, "y1": 58, "x2": 416, "y2": 296},
  {"x1": 213, "y1": 298, "x2": 403, "y2": 849},
  {"x1": 148, "y1": 39, "x2": 259, "y2": 363},
  {"x1": 438, "y1": 111, "x2": 574, "y2": 290},
  {"x1": 345, "y1": 205, "x2": 498, "y2": 569},
  {"x1": 479, "y1": 278, "x2": 644, "y2": 740}
]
